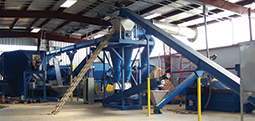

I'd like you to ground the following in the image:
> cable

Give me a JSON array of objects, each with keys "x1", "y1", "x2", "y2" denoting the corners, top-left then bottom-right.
[{"x1": 203, "y1": 74, "x2": 212, "y2": 110}]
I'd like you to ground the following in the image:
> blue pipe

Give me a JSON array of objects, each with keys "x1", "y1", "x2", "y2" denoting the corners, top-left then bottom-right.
[
  {"x1": 133, "y1": 29, "x2": 155, "y2": 69},
  {"x1": 141, "y1": 35, "x2": 155, "y2": 69},
  {"x1": 124, "y1": 46, "x2": 134, "y2": 82},
  {"x1": 109, "y1": 48, "x2": 122, "y2": 83}
]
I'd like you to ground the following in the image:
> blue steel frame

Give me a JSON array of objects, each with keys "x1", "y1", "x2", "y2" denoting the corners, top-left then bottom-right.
[
  {"x1": 43, "y1": 17, "x2": 153, "y2": 110},
  {"x1": 119, "y1": 8, "x2": 255, "y2": 106},
  {"x1": 101, "y1": 40, "x2": 153, "y2": 110},
  {"x1": 154, "y1": 70, "x2": 204, "y2": 114},
  {"x1": 23, "y1": 70, "x2": 47, "y2": 102},
  {"x1": 66, "y1": 50, "x2": 78, "y2": 100}
]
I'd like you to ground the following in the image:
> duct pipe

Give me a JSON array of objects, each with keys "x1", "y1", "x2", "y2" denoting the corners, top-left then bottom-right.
[
  {"x1": 140, "y1": 36, "x2": 155, "y2": 68},
  {"x1": 133, "y1": 29, "x2": 155, "y2": 69},
  {"x1": 152, "y1": 20, "x2": 198, "y2": 42},
  {"x1": 124, "y1": 46, "x2": 134, "y2": 83},
  {"x1": 109, "y1": 48, "x2": 122, "y2": 83}
]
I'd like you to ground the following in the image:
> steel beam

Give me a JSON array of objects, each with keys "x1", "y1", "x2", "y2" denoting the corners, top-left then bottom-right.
[
  {"x1": 56, "y1": 1, "x2": 103, "y2": 34},
  {"x1": 0, "y1": 10, "x2": 107, "y2": 26},
  {"x1": 10, "y1": 18, "x2": 19, "y2": 30},
  {"x1": 192, "y1": 0, "x2": 255, "y2": 16},
  {"x1": 10, "y1": 2, "x2": 32, "y2": 30},
  {"x1": 171, "y1": 14, "x2": 202, "y2": 25},
  {"x1": 53, "y1": 21, "x2": 71, "y2": 31},
  {"x1": 136, "y1": 0, "x2": 176, "y2": 15},
  {"x1": 138, "y1": 4, "x2": 162, "y2": 15},
  {"x1": 170, "y1": 0, "x2": 253, "y2": 26},
  {"x1": 81, "y1": 27, "x2": 106, "y2": 39},
  {"x1": 27, "y1": 18, "x2": 39, "y2": 29},
  {"x1": 188, "y1": 14, "x2": 240, "y2": 28},
  {"x1": 38, "y1": 18, "x2": 52, "y2": 28},
  {"x1": 38, "y1": 8, "x2": 65, "y2": 28},
  {"x1": 154, "y1": 4, "x2": 200, "y2": 20},
  {"x1": 27, "y1": 7, "x2": 52, "y2": 30},
  {"x1": 47, "y1": 36, "x2": 105, "y2": 55},
  {"x1": 0, "y1": 31, "x2": 86, "y2": 43}
]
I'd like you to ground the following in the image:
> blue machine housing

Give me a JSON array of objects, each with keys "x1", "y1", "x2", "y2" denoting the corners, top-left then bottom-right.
[
  {"x1": 0, "y1": 50, "x2": 72, "y2": 100},
  {"x1": 0, "y1": 50, "x2": 44, "y2": 96}
]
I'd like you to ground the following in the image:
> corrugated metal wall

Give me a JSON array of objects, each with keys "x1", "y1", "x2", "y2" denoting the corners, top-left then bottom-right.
[
  {"x1": 0, "y1": 38, "x2": 37, "y2": 45},
  {"x1": 48, "y1": 40, "x2": 89, "y2": 68},
  {"x1": 54, "y1": 47, "x2": 89, "y2": 68}
]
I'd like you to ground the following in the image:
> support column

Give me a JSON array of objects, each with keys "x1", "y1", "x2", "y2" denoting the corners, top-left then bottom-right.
[
  {"x1": 197, "y1": 77, "x2": 201, "y2": 121},
  {"x1": 203, "y1": 5, "x2": 209, "y2": 58},
  {"x1": 248, "y1": 8, "x2": 253, "y2": 41},
  {"x1": 121, "y1": 47, "x2": 125, "y2": 109},
  {"x1": 70, "y1": 64, "x2": 74, "y2": 103},
  {"x1": 139, "y1": 48, "x2": 142, "y2": 109},
  {"x1": 146, "y1": 34, "x2": 150, "y2": 116},
  {"x1": 103, "y1": 50, "x2": 106, "y2": 103},
  {"x1": 66, "y1": 50, "x2": 77, "y2": 103}
]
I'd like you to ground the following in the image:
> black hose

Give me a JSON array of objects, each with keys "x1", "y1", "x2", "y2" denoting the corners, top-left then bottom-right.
[{"x1": 203, "y1": 74, "x2": 212, "y2": 111}]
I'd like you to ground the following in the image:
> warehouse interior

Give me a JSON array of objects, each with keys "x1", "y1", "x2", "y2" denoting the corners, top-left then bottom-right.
[{"x1": 0, "y1": 0, "x2": 255, "y2": 121}]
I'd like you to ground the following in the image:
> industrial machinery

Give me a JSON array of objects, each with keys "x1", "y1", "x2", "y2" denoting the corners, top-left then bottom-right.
[
  {"x1": 0, "y1": 50, "x2": 71, "y2": 102},
  {"x1": 1, "y1": 7, "x2": 255, "y2": 116},
  {"x1": 117, "y1": 8, "x2": 255, "y2": 113},
  {"x1": 48, "y1": 8, "x2": 255, "y2": 114}
]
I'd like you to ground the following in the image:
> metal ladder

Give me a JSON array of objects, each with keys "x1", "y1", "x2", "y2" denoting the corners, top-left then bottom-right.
[{"x1": 51, "y1": 27, "x2": 115, "y2": 115}]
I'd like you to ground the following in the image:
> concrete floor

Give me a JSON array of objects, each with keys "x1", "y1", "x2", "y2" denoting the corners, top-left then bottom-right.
[{"x1": 0, "y1": 99, "x2": 255, "y2": 121}]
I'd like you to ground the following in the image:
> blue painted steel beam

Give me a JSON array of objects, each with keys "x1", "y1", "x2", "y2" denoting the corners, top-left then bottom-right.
[
  {"x1": 46, "y1": 37, "x2": 153, "y2": 56},
  {"x1": 46, "y1": 37, "x2": 104, "y2": 56},
  {"x1": 155, "y1": 70, "x2": 204, "y2": 113},
  {"x1": 118, "y1": 39, "x2": 154, "y2": 45},
  {"x1": 65, "y1": 55, "x2": 90, "y2": 85},
  {"x1": 104, "y1": 79, "x2": 157, "y2": 104},
  {"x1": 110, "y1": 48, "x2": 124, "y2": 62},
  {"x1": 119, "y1": 8, "x2": 255, "y2": 106}
]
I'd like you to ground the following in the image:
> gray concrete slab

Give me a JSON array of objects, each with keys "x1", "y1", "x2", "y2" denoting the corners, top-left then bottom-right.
[{"x1": 0, "y1": 100, "x2": 254, "y2": 121}]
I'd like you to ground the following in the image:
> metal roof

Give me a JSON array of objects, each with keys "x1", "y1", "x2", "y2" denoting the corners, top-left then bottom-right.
[{"x1": 0, "y1": 0, "x2": 254, "y2": 43}]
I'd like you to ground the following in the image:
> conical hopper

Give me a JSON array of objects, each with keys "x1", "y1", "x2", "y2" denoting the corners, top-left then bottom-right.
[
  {"x1": 150, "y1": 90, "x2": 168, "y2": 107},
  {"x1": 50, "y1": 86, "x2": 70, "y2": 97},
  {"x1": 110, "y1": 18, "x2": 135, "y2": 32}
]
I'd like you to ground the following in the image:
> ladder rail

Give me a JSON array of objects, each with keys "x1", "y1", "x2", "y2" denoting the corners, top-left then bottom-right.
[{"x1": 51, "y1": 27, "x2": 115, "y2": 115}]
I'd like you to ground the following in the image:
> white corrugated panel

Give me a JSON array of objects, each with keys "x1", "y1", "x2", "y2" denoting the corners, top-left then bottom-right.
[
  {"x1": 0, "y1": 38, "x2": 37, "y2": 46},
  {"x1": 49, "y1": 40, "x2": 89, "y2": 68}
]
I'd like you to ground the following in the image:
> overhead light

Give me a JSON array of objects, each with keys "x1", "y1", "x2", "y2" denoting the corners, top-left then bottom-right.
[
  {"x1": 31, "y1": 28, "x2": 41, "y2": 33},
  {"x1": 144, "y1": 13, "x2": 161, "y2": 19},
  {"x1": 60, "y1": 0, "x2": 77, "y2": 8}
]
